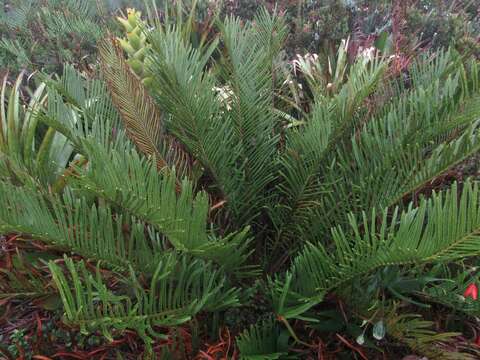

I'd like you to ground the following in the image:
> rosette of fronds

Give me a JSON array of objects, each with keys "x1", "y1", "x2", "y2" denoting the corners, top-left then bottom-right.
[{"x1": 2, "y1": 4, "x2": 480, "y2": 358}]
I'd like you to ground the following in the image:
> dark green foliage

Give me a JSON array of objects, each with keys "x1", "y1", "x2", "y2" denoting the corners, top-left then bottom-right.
[
  {"x1": 2, "y1": 1, "x2": 480, "y2": 359},
  {"x1": 236, "y1": 318, "x2": 289, "y2": 359},
  {"x1": 405, "y1": 0, "x2": 480, "y2": 53},
  {"x1": 0, "y1": 0, "x2": 118, "y2": 76}
]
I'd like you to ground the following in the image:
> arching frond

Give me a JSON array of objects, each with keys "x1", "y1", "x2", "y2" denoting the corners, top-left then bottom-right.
[
  {"x1": 275, "y1": 52, "x2": 480, "y2": 253},
  {"x1": 99, "y1": 38, "x2": 191, "y2": 178},
  {"x1": 273, "y1": 53, "x2": 387, "y2": 254},
  {"x1": 273, "y1": 181, "x2": 480, "y2": 318},
  {"x1": 73, "y1": 139, "x2": 252, "y2": 273},
  {"x1": 216, "y1": 14, "x2": 283, "y2": 225},
  {"x1": 386, "y1": 312, "x2": 479, "y2": 360},
  {"x1": 49, "y1": 254, "x2": 239, "y2": 348},
  {"x1": 146, "y1": 27, "x2": 240, "y2": 206},
  {"x1": 0, "y1": 182, "x2": 161, "y2": 273},
  {"x1": 41, "y1": 64, "x2": 123, "y2": 153}
]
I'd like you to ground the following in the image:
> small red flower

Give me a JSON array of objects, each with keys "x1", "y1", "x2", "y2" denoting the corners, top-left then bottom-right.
[
  {"x1": 475, "y1": 335, "x2": 480, "y2": 347},
  {"x1": 464, "y1": 283, "x2": 478, "y2": 300}
]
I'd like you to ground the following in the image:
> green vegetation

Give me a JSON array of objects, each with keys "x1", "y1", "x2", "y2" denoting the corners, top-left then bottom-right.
[{"x1": 1, "y1": 1, "x2": 480, "y2": 359}]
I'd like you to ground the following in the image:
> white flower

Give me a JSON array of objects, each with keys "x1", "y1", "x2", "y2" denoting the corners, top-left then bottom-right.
[
  {"x1": 212, "y1": 86, "x2": 234, "y2": 111},
  {"x1": 359, "y1": 46, "x2": 376, "y2": 61}
]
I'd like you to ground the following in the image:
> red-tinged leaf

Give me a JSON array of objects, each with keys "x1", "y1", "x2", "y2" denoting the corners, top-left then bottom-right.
[
  {"x1": 87, "y1": 347, "x2": 108, "y2": 358},
  {"x1": 464, "y1": 283, "x2": 478, "y2": 300},
  {"x1": 36, "y1": 312, "x2": 43, "y2": 341},
  {"x1": 52, "y1": 353, "x2": 86, "y2": 359},
  {"x1": 0, "y1": 298, "x2": 9, "y2": 306}
]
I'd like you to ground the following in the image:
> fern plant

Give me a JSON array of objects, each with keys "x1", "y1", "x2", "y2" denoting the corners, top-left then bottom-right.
[{"x1": 2, "y1": 5, "x2": 480, "y2": 358}]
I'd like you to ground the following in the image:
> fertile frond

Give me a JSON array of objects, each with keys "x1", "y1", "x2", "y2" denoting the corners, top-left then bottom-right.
[
  {"x1": 99, "y1": 38, "x2": 191, "y2": 178},
  {"x1": 273, "y1": 181, "x2": 480, "y2": 318}
]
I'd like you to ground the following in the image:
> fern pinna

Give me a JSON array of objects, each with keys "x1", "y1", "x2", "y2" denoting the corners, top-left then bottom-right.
[{"x1": 1, "y1": 5, "x2": 480, "y2": 359}]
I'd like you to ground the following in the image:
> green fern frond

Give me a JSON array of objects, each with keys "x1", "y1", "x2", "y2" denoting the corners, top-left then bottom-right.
[
  {"x1": 236, "y1": 318, "x2": 289, "y2": 360},
  {"x1": 216, "y1": 15, "x2": 283, "y2": 226},
  {"x1": 273, "y1": 52, "x2": 387, "y2": 253},
  {"x1": 297, "y1": 55, "x2": 480, "y2": 241},
  {"x1": 146, "y1": 26, "x2": 240, "y2": 206},
  {"x1": 386, "y1": 312, "x2": 479, "y2": 359},
  {"x1": 49, "y1": 254, "x2": 239, "y2": 347},
  {"x1": 41, "y1": 65, "x2": 123, "y2": 153},
  {"x1": 39, "y1": 1, "x2": 103, "y2": 42},
  {"x1": 72, "y1": 139, "x2": 251, "y2": 273},
  {"x1": 0, "y1": 182, "x2": 162, "y2": 273},
  {"x1": 423, "y1": 267, "x2": 480, "y2": 317},
  {"x1": 273, "y1": 180, "x2": 480, "y2": 318}
]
